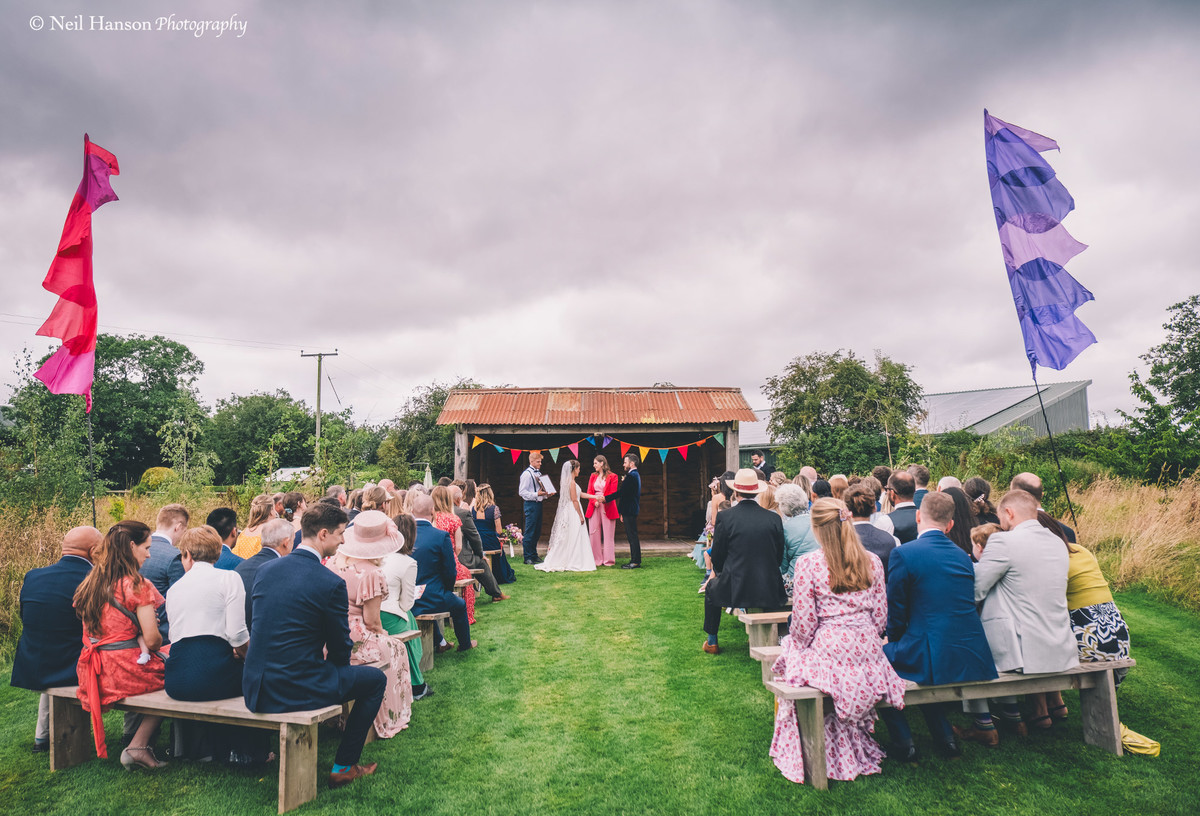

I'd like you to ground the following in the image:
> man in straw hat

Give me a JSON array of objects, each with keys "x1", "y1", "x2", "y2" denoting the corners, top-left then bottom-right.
[
  {"x1": 701, "y1": 468, "x2": 789, "y2": 654},
  {"x1": 242, "y1": 502, "x2": 386, "y2": 788}
]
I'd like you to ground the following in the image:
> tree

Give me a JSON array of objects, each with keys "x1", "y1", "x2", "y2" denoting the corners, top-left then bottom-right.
[
  {"x1": 763, "y1": 350, "x2": 923, "y2": 474},
  {"x1": 378, "y1": 379, "x2": 481, "y2": 481},
  {"x1": 158, "y1": 398, "x2": 217, "y2": 484},
  {"x1": 203, "y1": 391, "x2": 314, "y2": 484},
  {"x1": 1142, "y1": 294, "x2": 1200, "y2": 422}
]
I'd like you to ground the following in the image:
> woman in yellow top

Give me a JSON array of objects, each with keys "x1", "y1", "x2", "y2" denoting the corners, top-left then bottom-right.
[
  {"x1": 232, "y1": 495, "x2": 277, "y2": 558},
  {"x1": 1032, "y1": 511, "x2": 1131, "y2": 728}
]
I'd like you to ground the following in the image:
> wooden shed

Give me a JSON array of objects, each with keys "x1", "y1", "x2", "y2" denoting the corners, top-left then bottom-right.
[{"x1": 436, "y1": 387, "x2": 757, "y2": 539}]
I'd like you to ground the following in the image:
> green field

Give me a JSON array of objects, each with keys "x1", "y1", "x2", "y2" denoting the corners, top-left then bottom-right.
[{"x1": 2, "y1": 557, "x2": 1194, "y2": 815}]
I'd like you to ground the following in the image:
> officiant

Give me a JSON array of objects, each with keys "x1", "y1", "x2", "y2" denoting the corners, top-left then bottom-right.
[{"x1": 518, "y1": 452, "x2": 551, "y2": 564}]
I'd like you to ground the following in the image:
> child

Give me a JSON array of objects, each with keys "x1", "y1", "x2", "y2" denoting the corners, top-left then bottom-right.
[{"x1": 970, "y1": 522, "x2": 1002, "y2": 562}]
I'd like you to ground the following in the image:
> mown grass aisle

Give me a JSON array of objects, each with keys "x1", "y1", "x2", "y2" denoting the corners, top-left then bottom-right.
[{"x1": 2, "y1": 558, "x2": 1197, "y2": 815}]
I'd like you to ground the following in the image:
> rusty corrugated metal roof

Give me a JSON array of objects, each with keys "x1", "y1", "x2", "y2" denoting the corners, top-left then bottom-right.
[{"x1": 437, "y1": 387, "x2": 757, "y2": 426}]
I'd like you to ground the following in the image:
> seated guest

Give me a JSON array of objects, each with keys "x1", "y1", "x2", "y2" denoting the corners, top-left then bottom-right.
[
  {"x1": 776, "y1": 484, "x2": 818, "y2": 594},
  {"x1": 205, "y1": 508, "x2": 245, "y2": 569},
  {"x1": 410, "y1": 492, "x2": 476, "y2": 651},
  {"x1": 382, "y1": 514, "x2": 431, "y2": 700},
  {"x1": 346, "y1": 489, "x2": 364, "y2": 522},
  {"x1": 326, "y1": 484, "x2": 348, "y2": 508},
  {"x1": 473, "y1": 483, "x2": 516, "y2": 583},
  {"x1": 955, "y1": 489, "x2": 1079, "y2": 746},
  {"x1": 769, "y1": 498, "x2": 906, "y2": 784},
  {"x1": 908, "y1": 464, "x2": 931, "y2": 508},
  {"x1": 858, "y1": 475, "x2": 894, "y2": 537},
  {"x1": 828, "y1": 475, "x2": 849, "y2": 500},
  {"x1": 282, "y1": 491, "x2": 308, "y2": 546},
  {"x1": 233, "y1": 494, "x2": 277, "y2": 558},
  {"x1": 845, "y1": 484, "x2": 897, "y2": 574},
  {"x1": 879, "y1": 493, "x2": 997, "y2": 760},
  {"x1": 11, "y1": 526, "x2": 102, "y2": 752},
  {"x1": 702, "y1": 469, "x2": 789, "y2": 654},
  {"x1": 941, "y1": 486, "x2": 978, "y2": 556},
  {"x1": 432, "y1": 485, "x2": 476, "y2": 623},
  {"x1": 769, "y1": 471, "x2": 788, "y2": 487},
  {"x1": 886, "y1": 472, "x2": 919, "y2": 544},
  {"x1": 964, "y1": 477, "x2": 1000, "y2": 525},
  {"x1": 74, "y1": 521, "x2": 169, "y2": 768},
  {"x1": 234, "y1": 519, "x2": 295, "y2": 625},
  {"x1": 937, "y1": 476, "x2": 963, "y2": 492},
  {"x1": 243, "y1": 503, "x2": 386, "y2": 788},
  {"x1": 871, "y1": 466, "x2": 893, "y2": 511},
  {"x1": 810, "y1": 479, "x2": 832, "y2": 501},
  {"x1": 327, "y1": 511, "x2": 413, "y2": 738},
  {"x1": 451, "y1": 484, "x2": 508, "y2": 602},
  {"x1": 1010, "y1": 472, "x2": 1076, "y2": 542},
  {"x1": 142, "y1": 503, "x2": 189, "y2": 641}
]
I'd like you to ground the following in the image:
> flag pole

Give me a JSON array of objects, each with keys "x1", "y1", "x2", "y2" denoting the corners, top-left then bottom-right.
[
  {"x1": 1031, "y1": 372, "x2": 1078, "y2": 531},
  {"x1": 86, "y1": 406, "x2": 97, "y2": 528}
]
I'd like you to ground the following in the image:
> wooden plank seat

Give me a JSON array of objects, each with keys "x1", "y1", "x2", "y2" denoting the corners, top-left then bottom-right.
[
  {"x1": 764, "y1": 657, "x2": 1136, "y2": 790},
  {"x1": 749, "y1": 645, "x2": 782, "y2": 683},
  {"x1": 45, "y1": 685, "x2": 342, "y2": 813},
  {"x1": 737, "y1": 610, "x2": 790, "y2": 648},
  {"x1": 415, "y1": 612, "x2": 451, "y2": 673}
]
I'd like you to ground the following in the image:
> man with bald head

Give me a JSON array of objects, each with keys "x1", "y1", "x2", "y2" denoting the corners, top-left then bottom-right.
[
  {"x1": 1010, "y1": 472, "x2": 1076, "y2": 543},
  {"x1": 11, "y1": 526, "x2": 103, "y2": 752}
]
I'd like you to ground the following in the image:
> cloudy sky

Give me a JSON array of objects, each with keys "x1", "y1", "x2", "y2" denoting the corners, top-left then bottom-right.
[{"x1": 3, "y1": 0, "x2": 1197, "y2": 428}]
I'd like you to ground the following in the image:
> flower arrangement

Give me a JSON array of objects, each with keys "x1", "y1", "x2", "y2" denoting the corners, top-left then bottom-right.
[{"x1": 500, "y1": 524, "x2": 524, "y2": 558}]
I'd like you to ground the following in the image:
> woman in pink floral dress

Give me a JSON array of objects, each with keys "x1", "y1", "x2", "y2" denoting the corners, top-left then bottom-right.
[
  {"x1": 432, "y1": 486, "x2": 476, "y2": 624},
  {"x1": 327, "y1": 511, "x2": 412, "y2": 739},
  {"x1": 770, "y1": 498, "x2": 907, "y2": 784}
]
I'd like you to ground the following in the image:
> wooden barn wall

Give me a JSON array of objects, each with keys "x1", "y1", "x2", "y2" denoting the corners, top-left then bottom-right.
[{"x1": 466, "y1": 433, "x2": 728, "y2": 539}]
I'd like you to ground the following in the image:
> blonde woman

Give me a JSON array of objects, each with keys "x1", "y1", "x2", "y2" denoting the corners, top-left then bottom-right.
[
  {"x1": 474, "y1": 485, "x2": 516, "y2": 584},
  {"x1": 758, "y1": 483, "x2": 779, "y2": 514},
  {"x1": 769, "y1": 498, "x2": 905, "y2": 785},
  {"x1": 432, "y1": 486, "x2": 475, "y2": 624},
  {"x1": 233, "y1": 495, "x2": 276, "y2": 558}
]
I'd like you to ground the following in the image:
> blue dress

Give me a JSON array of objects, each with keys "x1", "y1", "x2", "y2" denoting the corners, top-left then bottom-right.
[{"x1": 475, "y1": 506, "x2": 516, "y2": 584}]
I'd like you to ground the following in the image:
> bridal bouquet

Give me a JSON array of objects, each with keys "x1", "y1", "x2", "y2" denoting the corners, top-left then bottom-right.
[{"x1": 501, "y1": 524, "x2": 524, "y2": 558}]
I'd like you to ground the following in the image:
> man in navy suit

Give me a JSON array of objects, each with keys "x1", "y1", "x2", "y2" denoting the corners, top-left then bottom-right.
[
  {"x1": 887, "y1": 471, "x2": 919, "y2": 544},
  {"x1": 614, "y1": 453, "x2": 643, "y2": 568},
  {"x1": 10, "y1": 526, "x2": 102, "y2": 752},
  {"x1": 908, "y1": 464, "x2": 930, "y2": 509},
  {"x1": 242, "y1": 502, "x2": 385, "y2": 788},
  {"x1": 410, "y1": 493, "x2": 476, "y2": 650},
  {"x1": 878, "y1": 492, "x2": 997, "y2": 761}
]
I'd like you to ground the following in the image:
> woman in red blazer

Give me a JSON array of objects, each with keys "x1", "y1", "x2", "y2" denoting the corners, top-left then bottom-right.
[{"x1": 585, "y1": 455, "x2": 620, "y2": 566}]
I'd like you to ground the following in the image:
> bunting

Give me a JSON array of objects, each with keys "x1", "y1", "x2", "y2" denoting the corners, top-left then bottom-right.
[
  {"x1": 510, "y1": 449, "x2": 522, "y2": 464},
  {"x1": 548, "y1": 448, "x2": 559, "y2": 462},
  {"x1": 467, "y1": 432, "x2": 729, "y2": 463},
  {"x1": 638, "y1": 446, "x2": 651, "y2": 463},
  {"x1": 620, "y1": 441, "x2": 632, "y2": 458},
  {"x1": 568, "y1": 443, "x2": 579, "y2": 457},
  {"x1": 602, "y1": 436, "x2": 613, "y2": 449},
  {"x1": 678, "y1": 446, "x2": 688, "y2": 461},
  {"x1": 472, "y1": 436, "x2": 484, "y2": 448}
]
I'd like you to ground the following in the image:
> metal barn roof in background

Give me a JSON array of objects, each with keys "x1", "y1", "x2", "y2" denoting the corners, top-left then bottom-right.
[{"x1": 437, "y1": 387, "x2": 758, "y2": 427}]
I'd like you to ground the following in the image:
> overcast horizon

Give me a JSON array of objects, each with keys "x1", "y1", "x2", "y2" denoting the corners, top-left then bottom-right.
[{"x1": 4, "y1": 1, "x2": 1198, "y2": 429}]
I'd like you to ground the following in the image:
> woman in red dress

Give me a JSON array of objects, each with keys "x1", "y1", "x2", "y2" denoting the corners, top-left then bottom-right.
[
  {"x1": 432, "y1": 486, "x2": 476, "y2": 624},
  {"x1": 74, "y1": 520, "x2": 170, "y2": 769}
]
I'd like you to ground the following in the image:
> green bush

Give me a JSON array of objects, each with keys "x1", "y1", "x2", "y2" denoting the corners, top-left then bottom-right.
[{"x1": 132, "y1": 466, "x2": 178, "y2": 496}]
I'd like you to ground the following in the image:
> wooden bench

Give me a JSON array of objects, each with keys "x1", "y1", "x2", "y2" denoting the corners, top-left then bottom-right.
[
  {"x1": 764, "y1": 657, "x2": 1136, "y2": 790},
  {"x1": 737, "y1": 611, "x2": 790, "y2": 648},
  {"x1": 468, "y1": 568, "x2": 485, "y2": 593},
  {"x1": 415, "y1": 612, "x2": 451, "y2": 673},
  {"x1": 453, "y1": 578, "x2": 473, "y2": 600},
  {"x1": 749, "y1": 645, "x2": 782, "y2": 683},
  {"x1": 46, "y1": 686, "x2": 342, "y2": 813}
]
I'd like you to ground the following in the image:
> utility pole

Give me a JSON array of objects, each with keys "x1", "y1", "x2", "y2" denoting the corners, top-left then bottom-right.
[{"x1": 300, "y1": 349, "x2": 338, "y2": 474}]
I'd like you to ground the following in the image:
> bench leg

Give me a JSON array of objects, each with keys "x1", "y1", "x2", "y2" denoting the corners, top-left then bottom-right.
[
  {"x1": 746, "y1": 624, "x2": 771, "y2": 648},
  {"x1": 795, "y1": 697, "x2": 828, "y2": 790},
  {"x1": 49, "y1": 695, "x2": 92, "y2": 771},
  {"x1": 761, "y1": 659, "x2": 774, "y2": 684},
  {"x1": 1079, "y1": 668, "x2": 1123, "y2": 756},
  {"x1": 278, "y1": 722, "x2": 318, "y2": 814},
  {"x1": 418, "y1": 622, "x2": 436, "y2": 674}
]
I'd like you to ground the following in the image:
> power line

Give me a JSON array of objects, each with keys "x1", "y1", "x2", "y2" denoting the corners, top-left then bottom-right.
[{"x1": 0, "y1": 312, "x2": 307, "y2": 351}]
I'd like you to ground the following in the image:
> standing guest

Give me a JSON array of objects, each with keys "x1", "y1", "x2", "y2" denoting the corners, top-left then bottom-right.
[
  {"x1": 234, "y1": 519, "x2": 295, "y2": 625},
  {"x1": 829, "y1": 475, "x2": 849, "y2": 500},
  {"x1": 769, "y1": 499, "x2": 906, "y2": 784},
  {"x1": 141, "y1": 503, "x2": 189, "y2": 641},
  {"x1": 1010, "y1": 472, "x2": 1077, "y2": 542},
  {"x1": 955, "y1": 489, "x2": 1078, "y2": 747},
  {"x1": 585, "y1": 455, "x2": 620, "y2": 567},
  {"x1": 964, "y1": 477, "x2": 1000, "y2": 525},
  {"x1": 702, "y1": 469, "x2": 789, "y2": 654},
  {"x1": 886, "y1": 472, "x2": 919, "y2": 544},
  {"x1": 693, "y1": 475, "x2": 729, "y2": 570},
  {"x1": 845, "y1": 484, "x2": 898, "y2": 574},
  {"x1": 776, "y1": 484, "x2": 818, "y2": 593},
  {"x1": 410, "y1": 493, "x2": 476, "y2": 651},
  {"x1": 382, "y1": 514, "x2": 431, "y2": 701},
  {"x1": 74, "y1": 521, "x2": 169, "y2": 768},
  {"x1": 614, "y1": 453, "x2": 644, "y2": 569},
  {"x1": 242, "y1": 503, "x2": 386, "y2": 788},
  {"x1": 474, "y1": 484, "x2": 516, "y2": 584},
  {"x1": 451, "y1": 485, "x2": 508, "y2": 602},
  {"x1": 432, "y1": 486, "x2": 477, "y2": 623},
  {"x1": 204, "y1": 508, "x2": 245, "y2": 570},
  {"x1": 327, "y1": 511, "x2": 413, "y2": 738},
  {"x1": 518, "y1": 452, "x2": 551, "y2": 564},
  {"x1": 908, "y1": 465, "x2": 931, "y2": 509},
  {"x1": 11, "y1": 526, "x2": 102, "y2": 753},
  {"x1": 941, "y1": 487, "x2": 978, "y2": 556},
  {"x1": 233, "y1": 495, "x2": 277, "y2": 558},
  {"x1": 750, "y1": 450, "x2": 775, "y2": 477},
  {"x1": 878, "y1": 492, "x2": 996, "y2": 760}
]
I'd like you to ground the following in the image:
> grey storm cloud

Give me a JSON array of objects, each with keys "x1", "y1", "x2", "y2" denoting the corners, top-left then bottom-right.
[{"x1": 3, "y1": 0, "x2": 1198, "y2": 426}]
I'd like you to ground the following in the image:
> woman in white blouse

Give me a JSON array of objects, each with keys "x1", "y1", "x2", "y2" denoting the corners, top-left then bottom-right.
[{"x1": 380, "y1": 514, "x2": 429, "y2": 700}]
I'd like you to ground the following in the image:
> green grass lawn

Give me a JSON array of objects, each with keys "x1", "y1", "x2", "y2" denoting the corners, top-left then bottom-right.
[{"x1": 2, "y1": 558, "x2": 1195, "y2": 815}]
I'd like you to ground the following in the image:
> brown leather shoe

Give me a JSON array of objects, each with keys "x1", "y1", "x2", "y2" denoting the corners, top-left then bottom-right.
[
  {"x1": 328, "y1": 762, "x2": 378, "y2": 788},
  {"x1": 434, "y1": 642, "x2": 454, "y2": 654},
  {"x1": 491, "y1": 594, "x2": 511, "y2": 602},
  {"x1": 952, "y1": 724, "x2": 999, "y2": 747},
  {"x1": 458, "y1": 639, "x2": 479, "y2": 651},
  {"x1": 702, "y1": 641, "x2": 720, "y2": 655}
]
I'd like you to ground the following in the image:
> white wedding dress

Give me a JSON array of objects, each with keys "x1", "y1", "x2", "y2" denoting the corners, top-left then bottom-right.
[{"x1": 536, "y1": 463, "x2": 597, "y2": 573}]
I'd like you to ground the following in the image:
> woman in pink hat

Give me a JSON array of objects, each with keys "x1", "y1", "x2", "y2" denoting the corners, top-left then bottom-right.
[{"x1": 326, "y1": 510, "x2": 412, "y2": 738}]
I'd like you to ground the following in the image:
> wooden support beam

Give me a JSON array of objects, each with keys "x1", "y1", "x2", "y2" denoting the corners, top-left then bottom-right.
[
  {"x1": 725, "y1": 422, "x2": 740, "y2": 473},
  {"x1": 454, "y1": 428, "x2": 468, "y2": 481}
]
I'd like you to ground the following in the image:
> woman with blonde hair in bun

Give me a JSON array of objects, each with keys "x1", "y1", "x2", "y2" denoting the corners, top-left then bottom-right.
[{"x1": 769, "y1": 498, "x2": 905, "y2": 785}]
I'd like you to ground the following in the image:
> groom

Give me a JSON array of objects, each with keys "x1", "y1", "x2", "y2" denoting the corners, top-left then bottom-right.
[
  {"x1": 614, "y1": 453, "x2": 643, "y2": 569},
  {"x1": 518, "y1": 451, "x2": 550, "y2": 564}
]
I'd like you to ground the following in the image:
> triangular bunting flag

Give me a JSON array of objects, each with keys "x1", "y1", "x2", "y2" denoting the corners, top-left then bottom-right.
[
  {"x1": 678, "y1": 446, "x2": 688, "y2": 461},
  {"x1": 658, "y1": 448, "x2": 669, "y2": 461},
  {"x1": 638, "y1": 446, "x2": 650, "y2": 463},
  {"x1": 568, "y1": 443, "x2": 579, "y2": 457},
  {"x1": 714, "y1": 433, "x2": 725, "y2": 446},
  {"x1": 603, "y1": 436, "x2": 613, "y2": 449},
  {"x1": 511, "y1": 449, "x2": 522, "y2": 464},
  {"x1": 620, "y1": 441, "x2": 632, "y2": 457},
  {"x1": 472, "y1": 436, "x2": 485, "y2": 449},
  {"x1": 493, "y1": 444, "x2": 504, "y2": 453},
  {"x1": 548, "y1": 448, "x2": 559, "y2": 462},
  {"x1": 696, "y1": 438, "x2": 706, "y2": 446}
]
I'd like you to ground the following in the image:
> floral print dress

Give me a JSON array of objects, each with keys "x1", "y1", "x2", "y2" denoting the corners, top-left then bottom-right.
[
  {"x1": 435, "y1": 511, "x2": 476, "y2": 625},
  {"x1": 769, "y1": 551, "x2": 906, "y2": 784}
]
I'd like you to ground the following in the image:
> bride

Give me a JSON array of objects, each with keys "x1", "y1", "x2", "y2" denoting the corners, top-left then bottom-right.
[{"x1": 535, "y1": 460, "x2": 597, "y2": 573}]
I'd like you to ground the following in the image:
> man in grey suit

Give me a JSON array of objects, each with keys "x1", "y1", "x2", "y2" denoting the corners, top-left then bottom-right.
[
  {"x1": 139, "y1": 503, "x2": 189, "y2": 642},
  {"x1": 954, "y1": 488, "x2": 1079, "y2": 747},
  {"x1": 451, "y1": 485, "x2": 509, "y2": 602}
]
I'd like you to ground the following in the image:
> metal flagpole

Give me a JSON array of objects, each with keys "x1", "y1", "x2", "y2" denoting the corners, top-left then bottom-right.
[
  {"x1": 1032, "y1": 373, "x2": 1078, "y2": 531},
  {"x1": 86, "y1": 407, "x2": 97, "y2": 528}
]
